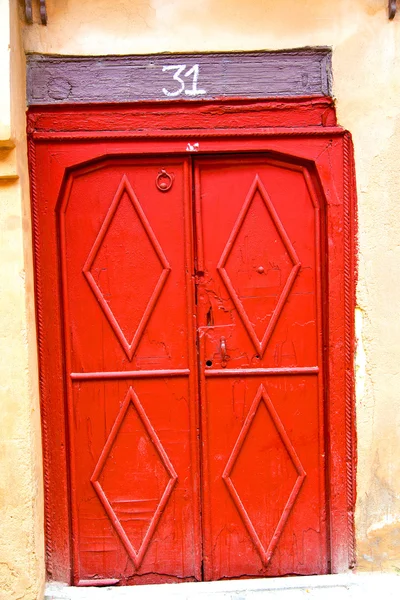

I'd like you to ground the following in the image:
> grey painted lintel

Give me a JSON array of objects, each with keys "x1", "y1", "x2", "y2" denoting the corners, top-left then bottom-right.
[{"x1": 26, "y1": 49, "x2": 332, "y2": 106}]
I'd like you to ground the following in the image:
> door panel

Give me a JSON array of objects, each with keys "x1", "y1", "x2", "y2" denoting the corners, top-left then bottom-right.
[
  {"x1": 60, "y1": 159, "x2": 192, "y2": 372},
  {"x1": 195, "y1": 156, "x2": 327, "y2": 579},
  {"x1": 59, "y1": 157, "x2": 201, "y2": 583},
  {"x1": 57, "y1": 152, "x2": 329, "y2": 583},
  {"x1": 71, "y1": 378, "x2": 198, "y2": 583}
]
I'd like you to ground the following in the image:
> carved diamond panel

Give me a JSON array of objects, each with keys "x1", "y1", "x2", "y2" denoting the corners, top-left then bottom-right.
[
  {"x1": 222, "y1": 384, "x2": 306, "y2": 566},
  {"x1": 91, "y1": 386, "x2": 178, "y2": 568},
  {"x1": 83, "y1": 175, "x2": 170, "y2": 360},
  {"x1": 218, "y1": 175, "x2": 301, "y2": 356}
]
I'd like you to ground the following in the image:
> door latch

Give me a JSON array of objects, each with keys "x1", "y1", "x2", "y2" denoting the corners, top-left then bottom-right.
[{"x1": 220, "y1": 336, "x2": 230, "y2": 368}]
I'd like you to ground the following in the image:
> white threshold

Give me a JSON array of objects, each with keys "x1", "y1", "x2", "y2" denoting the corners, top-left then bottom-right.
[{"x1": 46, "y1": 573, "x2": 400, "y2": 600}]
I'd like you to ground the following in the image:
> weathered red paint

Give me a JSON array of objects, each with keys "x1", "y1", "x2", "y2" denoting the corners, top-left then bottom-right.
[
  {"x1": 196, "y1": 156, "x2": 328, "y2": 579},
  {"x1": 27, "y1": 98, "x2": 356, "y2": 586}
]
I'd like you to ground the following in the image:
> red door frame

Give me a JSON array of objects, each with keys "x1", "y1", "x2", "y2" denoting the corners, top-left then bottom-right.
[{"x1": 27, "y1": 97, "x2": 357, "y2": 583}]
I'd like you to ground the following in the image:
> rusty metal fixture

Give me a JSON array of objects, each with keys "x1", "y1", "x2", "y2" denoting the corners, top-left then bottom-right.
[
  {"x1": 24, "y1": 2, "x2": 397, "y2": 26},
  {"x1": 156, "y1": 169, "x2": 173, "y2": 192},
  {"x1": 25, "y1": 0, "x2": 47, "y2": 25},
  {"x1": 25, "y1": 0, "x2": 33, "y2": 23},
  {"x1": 39, "y1": 0, "x2": 47, "y2": 24}
]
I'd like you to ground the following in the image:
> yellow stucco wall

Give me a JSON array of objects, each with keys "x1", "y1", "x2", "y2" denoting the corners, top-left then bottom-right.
[
  {"x1": 0, "y1": 2, "x2": 45, "y2": 600},
  {"x1": 1, "y1": 0, "x2": 400, "y2": 598}
]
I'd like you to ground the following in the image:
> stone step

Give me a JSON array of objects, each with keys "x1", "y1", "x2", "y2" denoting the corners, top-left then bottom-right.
[{"x1": 45, "y1": 573, "x2": 400, "y2": 600}]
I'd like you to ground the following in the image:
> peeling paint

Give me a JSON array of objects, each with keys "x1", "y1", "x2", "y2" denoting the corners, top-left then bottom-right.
[{"x1": 355, "y1": 306, "x2": 366, "y2": 403}]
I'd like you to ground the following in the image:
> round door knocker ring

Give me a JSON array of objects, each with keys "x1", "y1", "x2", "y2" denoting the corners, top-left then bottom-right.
[{"x1": 156, "y1": 169, "x2": 173, "y2": 192}]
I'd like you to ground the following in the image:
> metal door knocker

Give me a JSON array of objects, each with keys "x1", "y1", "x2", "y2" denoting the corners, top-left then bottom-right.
[{"x1": 156, "y1": 169, "x2": 173, "y2": 192}]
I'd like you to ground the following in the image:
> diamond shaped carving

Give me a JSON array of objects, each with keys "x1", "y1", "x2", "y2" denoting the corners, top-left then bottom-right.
[
  {"x1": 223, "y1": 384, "x2": 306, "y2": 566},
  {"x1": 83, "y1": 175, "x2": 170, "y2": 360},
  {"x1": 218, "y1": 175, "x2": 301, "y2": 356},
  {"x1": 91, "y1": 386, "x2": 178, "y2": 569}
]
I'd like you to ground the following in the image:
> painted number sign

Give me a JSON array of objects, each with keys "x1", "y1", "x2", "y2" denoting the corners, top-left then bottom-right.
[
  {"x1": 26, "y1": 50, "x2": 332, "y2": 104},
  {"x1": 162, "y1": 64, "x2": 206, "y2": 97}
]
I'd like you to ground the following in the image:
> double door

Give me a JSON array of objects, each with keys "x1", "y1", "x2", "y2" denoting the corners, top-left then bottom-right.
[{"x1": 60, "y1": 154, "x2": 328, "y2": 584}]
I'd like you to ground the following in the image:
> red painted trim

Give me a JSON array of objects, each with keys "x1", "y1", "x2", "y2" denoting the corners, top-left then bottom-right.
[
  {"x1": 27, "y1": 98, "x2": 356, "y2": 582},
  {"x1": 205, "y1": 367, "x2": 319, "y2": 377},
  {"x1": 70, "y1": 369, "x2": 190, "y2": 380},
  {"x1": 27, "y1": 97, "x2": 337, "y2": 134},
  {"x1": 28, "y1": 134, "x2": 72, "y2": 582},
  {"x1": 343, "y1": 133, "x2": 357, "y2": 569}
]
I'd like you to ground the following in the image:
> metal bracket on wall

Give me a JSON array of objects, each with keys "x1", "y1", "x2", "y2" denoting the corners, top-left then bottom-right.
[
  {"x1": 24, "y1": 1, "x2": 396, "y2": 25},
  {"x1": 389, "y1": 0, "x2": 398, "y2": 19},
  {"x1": 21, "y1": 1, "x2": 400, "y2": 25},
  {"x1": 25, "y1": 0, "x2": 47, "y2": 25}
]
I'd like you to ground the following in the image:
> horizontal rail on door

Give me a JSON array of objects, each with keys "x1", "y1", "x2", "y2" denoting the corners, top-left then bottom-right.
[
  {"x1": 70, "y1": 369, "x2": 190, "y2": 380},
  {"x1": 204, "y1": 366, "x2": 319, "y2": 377},
  {"x1": 31, "y1": 127, "x2": 344, "y2": 141}
]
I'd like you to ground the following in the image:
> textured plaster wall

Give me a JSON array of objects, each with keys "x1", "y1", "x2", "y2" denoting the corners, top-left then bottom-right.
[
  {"x1": 2, "y1": 1, "x2": 399, "y2": 597},
  {"x1": 0, "y1": 0, "x2": 11, "y2": 142},
  {"x1": 0, "y1": 1, "x2": 45, "y2": 600}
]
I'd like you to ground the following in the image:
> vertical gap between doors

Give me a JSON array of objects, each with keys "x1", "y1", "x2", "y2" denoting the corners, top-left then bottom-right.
[{"x1": 190, "y1": 155, "x2": 206, "y2": 581}]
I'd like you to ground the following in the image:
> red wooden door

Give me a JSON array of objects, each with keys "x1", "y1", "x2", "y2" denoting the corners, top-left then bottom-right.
[
  {"x1": 59, "y1": 157, "x2": 202, "y2": 584},
  {"x1": 195, "y1": 156, "x2": 328, "y2": 579},
  {"x1": 29, "y1": 101, "x2": 356, "y2": 585},
  {"x1": 54, "y1": 152, "x2": 328, "y2": 584}
]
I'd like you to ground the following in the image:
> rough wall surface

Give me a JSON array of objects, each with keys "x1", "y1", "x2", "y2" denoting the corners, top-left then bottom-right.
[
  {"x1": 1, "y1": 1, "x2": 400, "y2": 598},
  {"x1": 0, "y1": 2, "x2": 45, "y2": 600}
]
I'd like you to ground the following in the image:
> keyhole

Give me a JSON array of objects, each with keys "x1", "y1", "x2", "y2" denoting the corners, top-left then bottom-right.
[{"x1": 206, "y1": 360, "x2": 213, "y2": 367}]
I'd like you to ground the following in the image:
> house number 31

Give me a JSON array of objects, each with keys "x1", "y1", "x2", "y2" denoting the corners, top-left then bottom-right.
[{"x1": 162, "y1": 64, "x2": 207, "y2": 97}]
